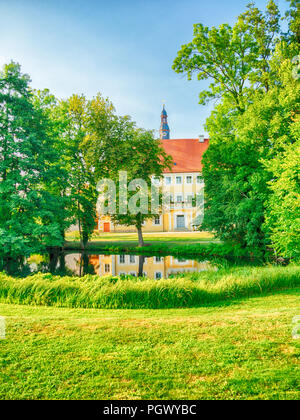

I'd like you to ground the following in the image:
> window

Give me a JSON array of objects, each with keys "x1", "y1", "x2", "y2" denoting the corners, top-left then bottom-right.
[
  {"x1": 155, "y1": 272, "x2": 162, "y2": 279},
  {"x1": 119, "y1": 272, "x2": 126, "y2": 276},
  {"x1": 154, "y1": 216, "x2": 161, "y2": 225},
  {"x1": 176, "y1": 176, "x2": 182, "y2": 184},
  {"x1": 105, "y1": 264, "x2": 110, "y2": 273},
  {"x1": 130, "y1": 272, "x2": 136, "y2": 277},
  {"x1": 187, "y1": 194, "x2": 194, "y2": 203},
  {"x1": 155, "y1": 256, "x2": 162, "y2": 263},
  {"x1": 153, "y1": 176, "x2": 160, "y2": 185},
  {"x1": 165, "y1": 176, "x2": 172, "y2": 185},
  {"x1": 197, "y1": 175, "x2": 203, "y2": 184},
  {"x1": 119, "y1": 255, "x2": 125, "y2": 264},
  {"x1": 176, "y1": 195, "x2": 183, "y2": 203},
  {"x1": 186, "y1": 176, "x2": 192, "y2": 184},
  {"x1": 130, "y1": 255, "x2": 135, "y2": 264}
]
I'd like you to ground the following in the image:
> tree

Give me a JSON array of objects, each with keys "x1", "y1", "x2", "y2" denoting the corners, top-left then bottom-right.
[
  {"x1": 98, "y1": 128, "x2": 172, "y2": 246},
  {"x1": 0, "y1": 62, "x2": 65, "y2": 262},
  {"x1": 55, "y1": 94, "x2": 98, "y2": 249},
  {"x1": 172, "y1": 1, "x2": 280, "y2": 110},
  {"x1": 172, "y1": 1, "x2": 300, "y2": 255},
  {"x1": 264, "y1": 139, "x2": 300, "y2": 259}
]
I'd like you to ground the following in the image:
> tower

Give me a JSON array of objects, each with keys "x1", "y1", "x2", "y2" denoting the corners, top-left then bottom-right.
[{"x1": 159, "y1": 105, "x2": 170, "y2": 139}]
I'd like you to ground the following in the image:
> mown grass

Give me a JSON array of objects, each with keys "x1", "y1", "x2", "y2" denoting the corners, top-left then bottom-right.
[
  {"x1": 0, "y1": 265, "x2": 299, "y2": 309},
  {"x1": 65, "y1": 231, "x2": 216, "y2": 244},
  {"x1": 0, "y1": 290, "x2": 299, "y2": 399}
]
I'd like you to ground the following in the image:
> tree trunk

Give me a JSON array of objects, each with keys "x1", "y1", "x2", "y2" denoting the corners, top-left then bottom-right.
[
  {"x1": 138, "y1": 255, "x2": 145, "y2": 277},
  {"x1": 137, "y1": 225, "x2": 145, "y2": 247}
]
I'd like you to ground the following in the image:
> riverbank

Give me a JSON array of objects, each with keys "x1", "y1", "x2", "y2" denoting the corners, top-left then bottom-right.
[{"x1": 0, "y1": 265, "x2": 299, "y2": 309}]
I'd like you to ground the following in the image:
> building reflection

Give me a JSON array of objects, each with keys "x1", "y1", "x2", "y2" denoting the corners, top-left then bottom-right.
[{"x1": 65, "y1": 253, "x2": 215, "y2": 279}]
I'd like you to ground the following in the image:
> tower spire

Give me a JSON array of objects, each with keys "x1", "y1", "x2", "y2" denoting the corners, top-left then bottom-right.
[{"x1": 159, "y1": 104, "x2": 170, "y2": 139}]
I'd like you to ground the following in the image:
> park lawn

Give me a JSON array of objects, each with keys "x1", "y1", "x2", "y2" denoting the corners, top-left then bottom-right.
[
  {"x1": 0, "y1": 289, "x2": 299, "y2": 400},
  {"x1": 65, "y1": 231, "x2": 217, "y2": 248}
]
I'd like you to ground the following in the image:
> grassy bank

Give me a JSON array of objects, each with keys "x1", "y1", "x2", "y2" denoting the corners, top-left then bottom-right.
[
  {"x1": 0, "y1": 290, "x2": 299, "y2": 399},
  {"x1": 64, "y1": 241, "x2": 252, "y2": 260},
  {"x1": 0, "y1": 265, "x2": 299, "y2": 309}
]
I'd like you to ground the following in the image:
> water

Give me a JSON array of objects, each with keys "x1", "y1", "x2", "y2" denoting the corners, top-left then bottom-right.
[{"x1": 2, "y1": 252, "x2": 219, "y2": 279}]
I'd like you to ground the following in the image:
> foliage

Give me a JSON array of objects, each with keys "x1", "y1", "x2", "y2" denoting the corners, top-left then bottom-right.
[
  {"x1": 99, "y1": 128, "x2": 172, "y2": 246},
  {"x1": 173, "y1": 1, "x2": 299, "y2": 257},
  {"x1": 264, "y1": 139, "x2": 300, "y2": 259},
  {"x1": 0, "y1": 63, "x2": 65, "y2": 259}
]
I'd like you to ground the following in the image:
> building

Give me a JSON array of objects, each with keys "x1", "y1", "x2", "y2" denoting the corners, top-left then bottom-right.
[{"x1": 97, "y1": 106, "x2": 209, "y2": 232}]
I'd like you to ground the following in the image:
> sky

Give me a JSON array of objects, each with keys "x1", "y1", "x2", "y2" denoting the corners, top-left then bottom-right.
[{"x1": 0, "y1": 0, "x2": 290, "y2": 138}]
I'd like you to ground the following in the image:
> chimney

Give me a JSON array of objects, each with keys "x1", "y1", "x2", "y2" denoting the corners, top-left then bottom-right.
[{"x1": 199, "y1": 135, "x2": 205, "y2": 143}]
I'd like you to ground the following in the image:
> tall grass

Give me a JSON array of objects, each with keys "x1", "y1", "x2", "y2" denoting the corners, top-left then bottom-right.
[{"x1": 0, "y1": 265, "x2": 299, "y2": 309}]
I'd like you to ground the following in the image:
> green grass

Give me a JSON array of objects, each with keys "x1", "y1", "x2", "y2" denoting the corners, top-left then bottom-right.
[
  {"x1": 0, "y1": 290, "x2": 299, "y2": 399},
  {"x1": 0, "y1": 265, "x2": 299, "y2": 309},
  {"x1": 66, "y1": 231, "x2": 216, "y2": 244}
]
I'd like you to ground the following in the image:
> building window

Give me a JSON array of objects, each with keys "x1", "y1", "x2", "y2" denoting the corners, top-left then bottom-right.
[
  {"x1": 155, "y1": 272, "x2": 162, "y2": 279},
  {"x1": 153, "y1": 176, "x2": 160, "y2": 185},
  {"x1": 130, "y1": 272, "x2": 136, "y2": 277},
  {"x1": 105, "y1": 264, "x2": 110, "y2": 273},
  {"x1": 154, "y1": 215, "x2": 161, "y2": 225},
  {"x1": 197, "y1": 175, "x2": 203, "y2": 184},
  {"x1": 155, "y1": 256, "x2": 162, "y2": 263},
  {"x1": 119, "y1": 272, "x2": 126, "y2": 276},
  {"x1": 187, "y1": 194, "x2": 194, "y2": 203},
  {"x1": 165, "y1": 176, "x2": 172, "y2": 185},
  {"x1": 119, "y1": 255, "x2": 125, "y2": 264},
  {"x1": 130, "y1": 255, "x2": 135, "y2": 264},
  {"x1": 186, "y1": 176, "x2": 192, "y2": 184},
  {"x1": 176, "y1": 195, "x2": 183, "y2": 203},
  {"x1": 176, "y1": 176, "x2": 182, "y2": 184}
]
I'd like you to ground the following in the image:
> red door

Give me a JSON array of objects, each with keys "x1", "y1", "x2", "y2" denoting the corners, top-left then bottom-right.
[{"x1": 103, "y1": 223, "x2": 110, "y2": 232}]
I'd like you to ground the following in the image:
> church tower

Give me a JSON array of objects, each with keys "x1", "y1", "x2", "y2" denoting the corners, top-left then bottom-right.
[{"x1": 159, "y1": 105, "x2": 170, "y2": 139}]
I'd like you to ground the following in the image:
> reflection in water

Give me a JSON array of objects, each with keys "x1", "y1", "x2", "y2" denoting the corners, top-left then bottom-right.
[{"x1": 2, "y1": 252, "x2": 217, "y2": 279}]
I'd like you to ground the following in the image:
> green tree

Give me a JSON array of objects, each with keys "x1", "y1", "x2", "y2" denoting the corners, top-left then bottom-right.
[
  {"x1": 56, "y1": 94, "x2": 98, "y2": 249},
  {"x1": 0, "y1": 62, "x2": 64, "y2": 261},
  {"x1": 98, "y1": 128, "x2": 172, "y2": 246}
]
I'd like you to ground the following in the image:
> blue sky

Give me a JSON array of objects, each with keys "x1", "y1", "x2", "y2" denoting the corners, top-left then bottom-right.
[{"x1": 0, "y1": 0, "x2": 289, "y2": 138}]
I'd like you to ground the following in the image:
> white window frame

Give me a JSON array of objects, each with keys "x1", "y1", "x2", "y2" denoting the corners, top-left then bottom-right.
[
  {"x1": 155, "y1": 256, "x2": 162, "y2": 263},
  {"x1": 176, "y1": 176, "x2": 182, "y2": 184},
  {"x1": 153, "y1": 215, "x2": 161, "y2": 226},
  {"x1": 119, "y1": 255, "x2": 125, "y2": 264},
  {"x1": 197, "y1": 175, "x2": 203, "y2": 184},
  {"x1": 129, "y1": 255, "x2": 136, "y2": 264},
  {"x1": 104, "y1": 264, "x2": 110, "y2": 273},
  {"x1": 165, "y1": 176, "x2": 172, "y2": 186},
  {"x1": 176, "y1": 194, "x2": 183, "y2": 203},
  {"x1": 186, "y1": 175, "x2": 193, "y2": 184},
  {"x1": 129, "y1": 272, "x2": 136, "y2": 277}
]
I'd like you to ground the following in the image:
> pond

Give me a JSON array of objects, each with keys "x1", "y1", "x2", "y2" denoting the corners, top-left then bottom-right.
[{"x1": 2, "y1": 251, "x2": 219, "y2": 279}]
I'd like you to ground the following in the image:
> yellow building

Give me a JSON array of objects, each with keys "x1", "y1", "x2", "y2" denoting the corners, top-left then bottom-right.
[{"x1": 96, "y1": 106, "x2": 209, "y2": 233}]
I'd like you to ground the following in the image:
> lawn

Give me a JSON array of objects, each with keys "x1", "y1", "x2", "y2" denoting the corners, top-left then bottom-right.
[
  {"x1": 0, "y1": 289, "x2": 299, "y2": 399},
  {"x1": 65, "y1": 231, "x2": 218, "y2": 249}
]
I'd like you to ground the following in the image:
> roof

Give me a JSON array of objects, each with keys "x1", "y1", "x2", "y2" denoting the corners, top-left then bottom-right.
[{"x1": 161, "y1": 138, "x2": 209, "y2": 173}]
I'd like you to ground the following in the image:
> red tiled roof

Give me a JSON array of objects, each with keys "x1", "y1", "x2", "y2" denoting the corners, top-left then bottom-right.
[{"x1": 161, "y1": 138, "x2": 209, "y2": 173}]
